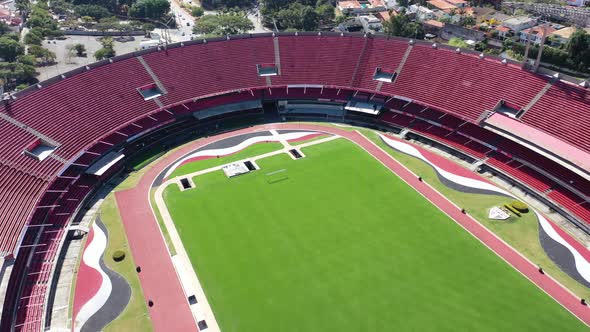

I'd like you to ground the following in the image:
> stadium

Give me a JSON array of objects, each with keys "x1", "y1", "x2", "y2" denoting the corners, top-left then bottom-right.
[{"x1": 0, "y1": 32, "x2": 589, "y2": 331}]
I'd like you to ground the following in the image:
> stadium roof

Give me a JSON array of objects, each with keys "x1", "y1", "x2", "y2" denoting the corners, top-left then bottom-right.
[{"x1": 485, "y1": 113, "x2": 590, "y2": 174}]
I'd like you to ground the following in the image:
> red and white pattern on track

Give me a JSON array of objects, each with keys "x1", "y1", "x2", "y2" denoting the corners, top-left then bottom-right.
[
  {"x1": 176, "y1": 134, "x2": 323, "y2": 170},
  {"x1": 549, "y1": 220, "x2": 590, "y2": 263},
  {"x1": 165, "y1": 131, "x2": 322, "y2": 180},
  {"x1": 381, "y1": 133, "x2": 485, "y2": 181},
  {"x1": 116, "y1": 123, "x2": 590, "y2": 331},
  {"x1": 72, "y1": 226, "x2": 101, "y2": 323},
  {"x1": 382, "y1": 132, "x2": 590, "y2": 280}
]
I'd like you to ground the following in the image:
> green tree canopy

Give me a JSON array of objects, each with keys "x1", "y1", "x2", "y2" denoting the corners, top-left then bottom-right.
[
  {"x1": 383, "y1": 11, "x2": 424, "y2": 39},
  {"x1": 448, "y1": 37, "x2": 470, "y2": 49},
  {"x1": 191, "y1": 6, "x2": 205, "y2": 17},
  {"x1": 74, "y1": 4, "x2": 111, "y2": 20},
  {"x1": 567, "y1": 29, "x2": 590, "y2": 72},
  {"x1": 315, "y1": 3, "x2": 335, "y2": 24},
  {"x1": 0, "y1": 36, "x2": 25, "y2": 62},
  {"x1": 276, "y1": 2, "x2": 318, "y2": 31},
  {"x1": 128, "y1": 0, "x2": 170, "y2": 20},
  {"x1": 193, "y1": 12, "x2": 254, "y2": 36}
]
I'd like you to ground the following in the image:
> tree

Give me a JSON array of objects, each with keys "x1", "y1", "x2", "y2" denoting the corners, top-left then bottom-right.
[
  {"x1": 81, "y1": 16, "x2": 94, "y2": 28},
  {"x1": 73, "y1": 43, "x2": 86, "y2": 56},
  {"x1": 191, "y1": 6, "x2": 204, "y2": 17},
  {"x1": 17, "y1": 54, "x2": 37, "y2": 66},
  {"x1": 128, "y1": 0, "x2": 170, "y2": 20},
  {"x1": 315, "y1": 3, "x2": 335, "y2": 23},
  {"x1": 201, "y1": 0, "x2": 253, "y2": 9},
  {"x1": 27, "y1": 45, "x2": 56, "y2": 65},
  {"x1": 384, "y1": 11, "x2": 425, "y2": 39},
  {"x1": 0, "y1": 22, "x2": 9, "y2": 36},
  {"x1": 74, "y1": 4, "x2": 111, "y2": 20},
  {"x1": 461, "y1": 15, "x2": 475, "y2": 27},
  {"x1": 276, "y1": 3, "x2": 318, "y2": 31},
  {"x1": 141, "y1": 22, "x2": 155, "y2": 36},
  {"x1": 95, "y1": 37, "x2": 115, "y2": 60},
  {"x1": 0, "y1": 61, "x2": 38, "y2": 85},
  {"x1": 96, "y1": 16, "x2": 120, "y2": 32},
  {"x1": 566, "y1": 29, "x2": 590, "y2": 71},
  {"x1": 448, "y1": 37, "x2": 470, "y2": 48},
  {"x1": 50, "y1": 0, "x2": 72, "y2": 15},
  {"x1": 24, "y1": 30, "x2": 43, "y2": 45},
  {"x1": 0, "y1": 37, "x2": 25, "y2": 62},
  {"x1": 94, "y1": 47, "x2": 115, "y2": 60},
  {"x1": 15, "y1": 0, "x2": 31, "y2": 16},
  {"x1": 193, "y1": 12, "x2": 254, "y2": 36}
]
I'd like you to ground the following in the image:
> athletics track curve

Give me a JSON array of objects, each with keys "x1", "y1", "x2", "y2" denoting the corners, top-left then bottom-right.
[{"x1": 115, "y1": 123, "x2": 590, "y2": 331}]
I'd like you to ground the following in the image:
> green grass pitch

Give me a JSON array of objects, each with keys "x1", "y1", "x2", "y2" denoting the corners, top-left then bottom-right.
[{"x1": 163, "y1": 138, "x2": 588, "y2": 332}]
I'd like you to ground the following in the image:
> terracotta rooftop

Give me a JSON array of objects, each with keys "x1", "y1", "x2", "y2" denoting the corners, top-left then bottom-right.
[
  {"x1": 427, "y1": 0, "x2": 457, "y2": 10},
  {"x1": 338, "y1": 0, "x2": 361, "y2": 9},
  {"x1": 522, "y1": 26, "x2": 557, "y2": 35},
  {"x1": 424, "y1": 19, "x2": 445, "y2": 28}
]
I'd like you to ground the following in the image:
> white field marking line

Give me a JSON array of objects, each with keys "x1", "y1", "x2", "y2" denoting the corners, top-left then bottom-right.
[
  {"x1": 153, "y1": 133, "x2": 341, "y2": 331},
  {"x1": 269, "y1": 129, "x2": 292, "y2": 149},
  {"x1": 355, "y1": 130, "x2": 590, "y2": 326},
  {"x1": 165, "y1": 134, "x2": 340, "y2": 186}
]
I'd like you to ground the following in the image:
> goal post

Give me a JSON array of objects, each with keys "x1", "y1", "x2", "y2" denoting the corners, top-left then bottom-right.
[{"x1": 265, "y1": 169, "x2": 288, "y2": 184}]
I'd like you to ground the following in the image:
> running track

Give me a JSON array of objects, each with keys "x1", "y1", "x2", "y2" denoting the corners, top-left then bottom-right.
[{"x1": 116, "y1": 123, "x2": 590, "y2": 331}]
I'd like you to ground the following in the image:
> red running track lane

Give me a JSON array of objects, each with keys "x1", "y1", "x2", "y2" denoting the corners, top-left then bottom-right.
[
  {"x1": 116, "y1": 123, "x2": 590, "y2": 331},
  {"x1": 72, "y1": 227, "x2": 101, "y2": 322}
]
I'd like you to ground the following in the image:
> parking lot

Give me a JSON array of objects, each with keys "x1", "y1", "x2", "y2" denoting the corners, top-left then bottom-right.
[{"x1": 36, "y1": 34, "x2": 144, "y2": 80}]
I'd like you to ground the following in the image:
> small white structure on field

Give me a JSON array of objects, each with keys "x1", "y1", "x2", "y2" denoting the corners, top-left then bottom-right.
[
  {"x1": 488, "y1": 207, "x2": 510, "y2": 220},
  {"x1": 223, "y1": 162, "x2": 251, "y2": 178}
]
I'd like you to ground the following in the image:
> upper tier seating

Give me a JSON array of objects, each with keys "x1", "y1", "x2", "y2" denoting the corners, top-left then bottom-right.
[
  {"x1": 522, "y1": 81, "x2": 590, "y2": 153},
  {"x1": 353, "y1": 38, "x2": 409, "y2": 90},
  {"x1": 389, "y1": 45, "x2": 549, "y2": 121},
  {"x1": 143, "y1": 38, "x2": 274, "y2": 104},
  {"x1": 272, "y1": 35, "x2": 365, "y2": 86},
  {"x1": 0, "y1": 59, "x2": 156, "y2": 160}
]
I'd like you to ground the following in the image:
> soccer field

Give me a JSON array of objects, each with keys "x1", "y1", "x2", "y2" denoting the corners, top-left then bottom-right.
[{"x1": 163, "y1": 138, "x2": 588, "y2": 332}]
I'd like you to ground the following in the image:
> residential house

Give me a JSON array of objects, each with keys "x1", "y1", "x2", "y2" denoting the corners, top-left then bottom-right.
[
  {"x1": 337, "y1": 0, "x2": 387, "y2": 14},
  {"x1": 520, "y1": 25, "x2": 556, "y2": 45},
  {"x1": 445, "y1": 0, "x2": 468, "y2": 8},
  {"x1": 494, "y1": 25, "x2": 511, "y2": 39},
  {"x1": 502, "y1": 16, "x2": 536, "y2": 33},
  {"x1": 359, "y1": 15, "x2": 383, "y2": 32},
  {"x1": 427, "y1": 0, "x2": 457, "y2": 11},
  {"x1": 408, "y1": 4, "x2": 436, "y2": 21},
  {"x1": 423, "y1": 19, "x2": 445, "y2": 34},
  {"x1": 549, "y1": 26, "x2": 590, "y2": 46}
]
